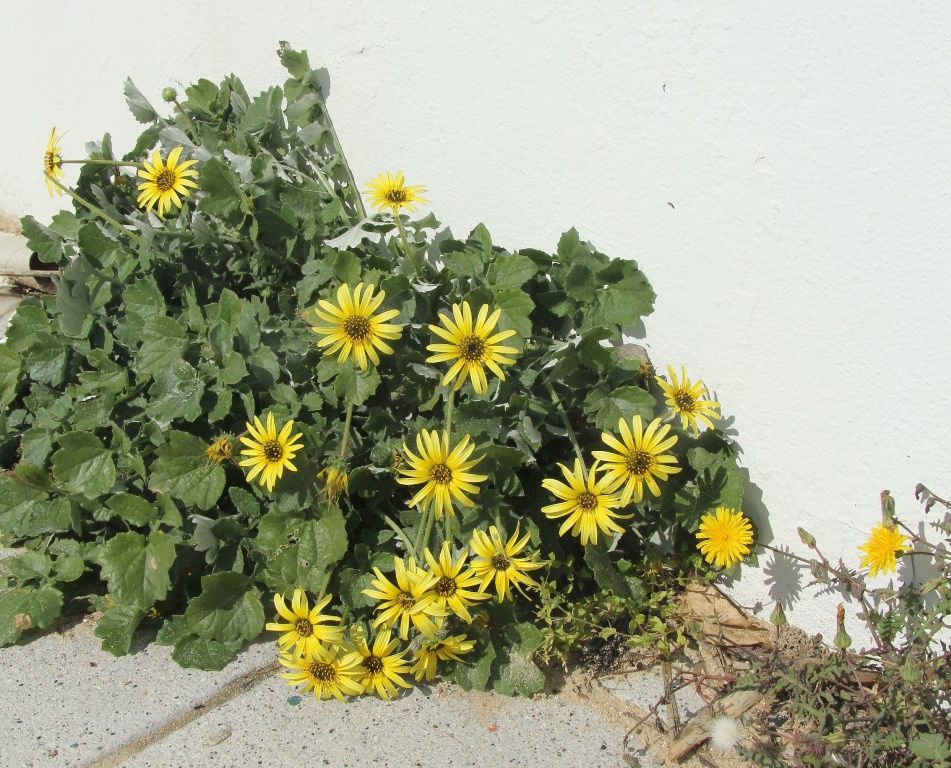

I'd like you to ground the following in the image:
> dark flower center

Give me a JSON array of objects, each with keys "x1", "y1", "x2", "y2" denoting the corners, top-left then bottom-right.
[
  {"x1": 295, "y1": 618, "x2": 313, "y2": 637},
  {"x1": 397, "y1": 592, "x2": 415, "y2": 610},
  {"x1": 430, "y1": 464, "x2": 452, "y2": 485},
  {"x1": 364, "y1": 655, "x2": 384, "y2": 674},
  {"x1": 674, "y1": 390, "x2": 695, "y2": 411},
  {"x1": 43, "y1": 150, "x2": 59, "y2": 172},
  {"x1": 386, "y1": 188, "x2": 407, "y2": 203},
  {"x1": 577, "y1": 492, "x2": 598, "y2": 511},
  {"x1": 460, "y1": 336, "x2": 486, "y2": 362},
  {"x1": 435, "y1": 576, "x2": 457, "y2": 597},
  {"x1": 626, "y1": 450, "x2": 653, "y2": 476},
  {"x1": 343, "y1": 315, "x2": 371, "y2": 341},
  {"x1": 491, "y1": 554, "x2": 510, "y2": 571},
  {"x1": 309, "y1": 661, "x2": 337, "y2": 682},
  {"x1": 263, "y1": 440, "x2": 284, "y2": 462},
  {"x1": 155, "y1": 170, "x2": 176, "y2": 192}
]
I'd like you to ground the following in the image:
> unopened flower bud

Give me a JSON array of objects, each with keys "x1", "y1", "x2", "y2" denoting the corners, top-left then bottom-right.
[
  {"x1": 880, "y1": 489, "x2": 896, "y2": 527},
  {"x1": 769, "y1": 602, "x2": 788, "y2": 627},
  {"x1": 797, "y1": 527, "x2": 817, "y2": 549},
  {"x1": 834, "y1": 604, "x2": 851, "y2": 650},
  {"x1": 162, "y1": 87, "x2": 178, "y2": 103}
]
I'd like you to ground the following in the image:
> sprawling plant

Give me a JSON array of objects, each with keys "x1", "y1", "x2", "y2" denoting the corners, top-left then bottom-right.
[{"x1": 0, "y1": 44, "x2": 748, "y2": 694}]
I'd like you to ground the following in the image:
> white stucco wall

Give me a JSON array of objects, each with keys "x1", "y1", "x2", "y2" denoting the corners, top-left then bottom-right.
[{"x1": 2, "y1": 2, "x2": 949, "y2": 642}]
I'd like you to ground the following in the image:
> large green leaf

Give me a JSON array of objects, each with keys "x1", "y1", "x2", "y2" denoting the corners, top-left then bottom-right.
[
  {"x1": 0, "y1": 346, "x2": 20, "y2": 405},
  {"x1": 583, "y1": 386, "x2": 656, "y2": 432},
  {"x1": 95, "y1": 605, "x2": 146, "y2": 656},
  {"x1": 95, "y1": 531, "x2": 176, "y2": 609},
  {"x1": 137, "y1": 315, "x2": 188, "y2": 375},
  {"x1": 184, "y1": 572, "x2": 264, "y2": 642},
  {"x1": 51, "y1": 432, "x2": 116, "y2": 498},
  {"x1": 148, "y1": 431, "x2": 226, "y2": 511},
  {"x1": 0, "y1": 585, "x2": 63, "y2": 646}
]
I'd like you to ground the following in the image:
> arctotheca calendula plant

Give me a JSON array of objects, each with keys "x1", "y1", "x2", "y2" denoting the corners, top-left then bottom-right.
[{"x1": 0, "y1": 43, "x2": 755, "y2": 698}]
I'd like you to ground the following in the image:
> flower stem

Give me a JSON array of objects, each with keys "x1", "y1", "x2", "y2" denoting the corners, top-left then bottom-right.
[
  {"x1": 172, "y1": 97, "x2": 199, "y2": 142},
  {"x1": 394, "y1": 215, "x2": 424, "y2": 277},
  {"x1": 545, "y1": 381, "x2": 586, "y2": 471},
  {"x1": 414, "y1": 507, "x2": 434, "y2": 560},
  {"x1": 339, "y1": 400, "x2": 355, "y2": 460},
  {"x1": 444, "y1": 388, "x2": 455, "y2": 444},
  {"x1": 59, "y1": 159, "x2": 139, "y2": 167},
  {"x1": 383, "y1": 514, "x2": 418, "y2": 561},
  {"x1": 44, "y1": 173, "x2": 140, "y2": 243}
]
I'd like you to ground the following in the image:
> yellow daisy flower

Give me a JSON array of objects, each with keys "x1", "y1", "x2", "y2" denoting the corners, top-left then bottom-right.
[
  {"x1": 136, "y1": 146, "x2": 198, "y2": 217},
  {"x1": 422, "y1": 543, "x2": 490, "y2": 623},
  {"x1": 204, "y1": 436, "x2": 233, "y2": 465},
  {"x1": 310, "y1": 282, "x2": 402, "y2": 371},
  {"x1": 657, "y1": 365, "x2": 721, "y2": 436},
  {"x1": 42, "y1": 127, "x2": 64, "y2": 197},
  {"x1": 696, "y1": 507, "x2": 754, "y2": 569},
  {"x1": 279, "y1": 642, "x2": 364, "y2": 701},
  {"x1": 265, "y1": 589, "x2": 344, "y2": 655},
  {"x1": 365, "y1": 170, "x2": 427, "y2": 213},
  {"x1": 541, "y1": 459, "x2": 626, "y2": 546},
  {"x1": 412, "y1": 632, "x2": 476, "y2": 682},
  {"x1": 592, "y1": 416, "x2": 681, "y2": 505},
  {"x1": 362, "y1": 556, "x2": 447, "y2": 640},
  {"x1": 426, "y1": 302, "x2": 519, "y2": 395},
  {"x1": 858, "y1": 523, "x2": 910, "y2": 577},
  {"x1": 318, "y1": 466, "x2": 349, "y2": 501},
  {"x1": 238, "y1": 412, "x2": 304, "y2": 492},
  {"x1": 396, "y1": 429, "x2": 488, "y2": 520},
  {"x1": 353, "y1": 629, "x2": 413, "y2": 700},
  {"x1": 469, "y1": 524, "x2": 544, "y2": 601}
]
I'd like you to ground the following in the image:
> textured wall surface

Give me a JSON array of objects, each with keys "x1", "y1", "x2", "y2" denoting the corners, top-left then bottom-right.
[{"x1": 2, "y1": 2, "x2": 950, "y2": 641}]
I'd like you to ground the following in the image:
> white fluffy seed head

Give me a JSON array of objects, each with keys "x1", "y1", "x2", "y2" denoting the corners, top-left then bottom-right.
[{"x1": 709, "y1": 716, "x2": 744, "y2": 752}]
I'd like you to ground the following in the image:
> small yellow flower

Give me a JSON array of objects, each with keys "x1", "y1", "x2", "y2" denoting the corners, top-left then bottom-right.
[
  {"x1": 353, "y1": 629, "x2": 413, "y2": 700},
  {"x1": 423, "y1": 543, "x2": 490, "y2": 623},
  {"x1": 541, "y1": 459, "x2": 626, "y2": 546},
  {"x1": 265, "y1": 589, "x2": 344, "y2": 655},
  {"x1": 396, "y1": 429, "x2": 488, "y2": 520},
  {"x1": 858, "y1": 523, "x2": 910, "y2": 577},
  {"x1": 318, "y1": 466, "x2": 349, "y2": 501},
  {"x1": 238, "y1": 412, "x2": 304, "y2": 492},
  {"x1": 657, "y1": 365, "x2": 721, "y2": 436},
  {"x1": 365, "y1": 170, "x2": 427, "y2": 213},
  {"x1": 310, "y1": 282, "x2": 402, "y2": 371},
  {"x1": 136, "y1": 146, "x2": 198, "y2": 217},
  {"x1": 412, "y1": 633, "x2": 476, "y2": 682},
  {"x1": 696, "y1": 507, "x2": 754, "y2": 569},
  {"x1": 469, "y1": 524, "x2": 544, "y2": 601},
  {"x1": 592, "y1": 416, "x2": 681, "y2": 505},
  {"x1": 426, "y1": 302, "x2": 519, "y2": 395},
  {"x1": 42, "y1": 127, "x2": 64, "y2": 197},
  {"x1": 279, "y1": 642, "x2": 364, "y2": 701},
  {"x1": 363, "y1": 556, "x2": 448, "y2": 640},
  {"x1": 204, "y1": 437, "x2": 233, "y2": 465}
]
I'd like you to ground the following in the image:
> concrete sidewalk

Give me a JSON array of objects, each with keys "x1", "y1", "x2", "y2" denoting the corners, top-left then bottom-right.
[{"x1": 0, "y1": 618, "x2": 644, "y2": 768}]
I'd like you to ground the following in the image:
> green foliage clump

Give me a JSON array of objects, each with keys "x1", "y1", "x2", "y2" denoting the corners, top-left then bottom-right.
[{"x1": 0, "y1": 43, "x2": 747, "y2": 691}]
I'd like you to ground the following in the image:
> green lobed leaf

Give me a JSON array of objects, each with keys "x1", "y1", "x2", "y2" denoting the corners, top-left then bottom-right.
[
  {"x1": 95, "y1": 531, "x2": 176, "y2": 610},
  {"x1": 583, "y1": 386, "x2": 656, "y2": 432},
  {"x1": 148, "y1": 431, "x2": 226, "y2": 511},
  {"x1": 0, "y1": 346, "x2": 21, "y2": 406},
  {"x1": 0, "y1": 585, "x2": 63, "y2": 646},
  {"x1": 172, "y1": 635, "x2": 243, "y2": 671},
  {"x1": 95, "y1": 605, "x2": 146, "y2": 656},
  {"x1": 124, "y1": 78, "x2": 160, "y2": 123},
  {"x1": 184, "y1": 571, "x2": 264, "y2": 643},
  {"x1": 51, "y1": 431, "x2": 116, "y2": 498}
]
